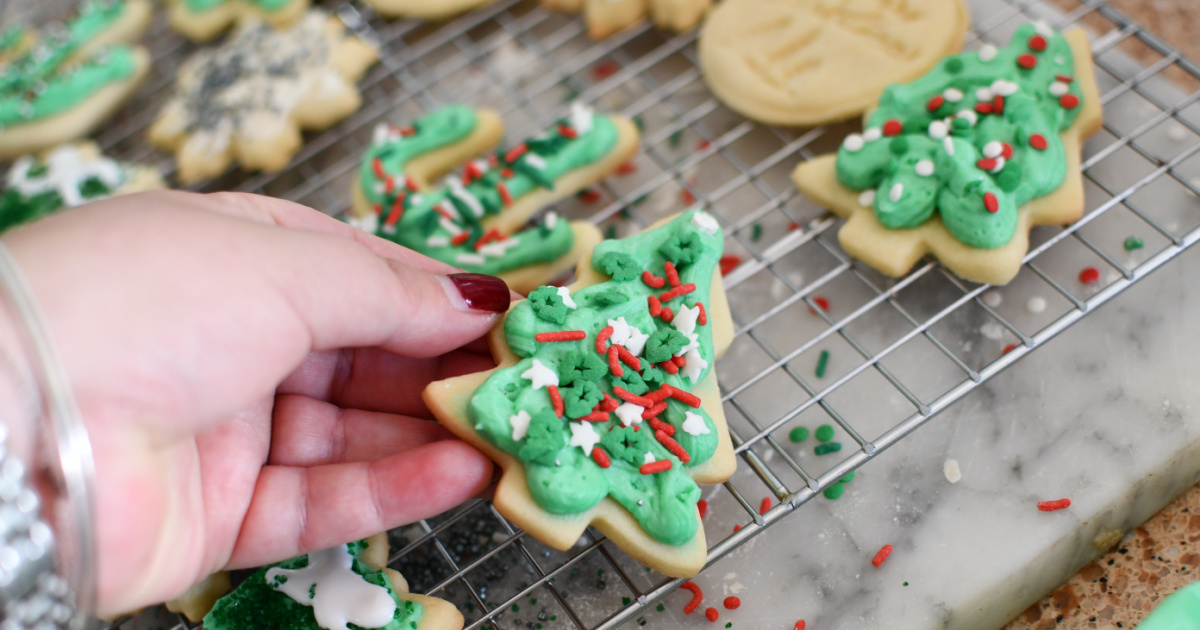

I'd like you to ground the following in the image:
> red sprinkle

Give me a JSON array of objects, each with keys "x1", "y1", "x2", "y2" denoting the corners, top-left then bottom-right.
[
  {"x1": 1038, "y1": 498, "x2": 1072, "y2": 512},
  {"x1": 723, "y1": 597, "x2": 741, "y2": 610},
  {"x1": 882, "y1": 119, "x2": 903, "y2": 136},
  {"x1": 642, "y1": 401, "x2": 667, "y2": 420},
  {"x1": 984, "y1": 192, "x2": 1000, "y2": 214},
  {"x1": 872, "y1": 544, "x2": 894, "y2": 567},
  {"x1": 649, "y1": 417, "x2": 675, "y2": 436},
  {"x1": 640, "y1": 460, "x2": 673, "y2": 475},
  {"x1": 406, "y1": 176, "x2": 420, "y2": 191},
  {"x1": 548, "y1": 385, "x2": 564, "y2": 418},
  {"x1": 759, "y1": 497, "x2": 772, "y2": 514},
  {"x1": 501, "y1": 168, "x2": 515, "y2": 179},
  {"x1": 536, "y1": 330, "x2": 587, "y2": 343},
  {"x1": 646, "y1": 387, "x2": 672, "y2": 403},
  {"x1": 660, "y1": 360, "x2": 679, "y2": 375},
  {"x1": 372, "y1": 157, "x2": 385, "y2": 179},
  {"x1": 1003, "y1": 343, "x2": 1018, "y2": 355},
  {"x1": 719, "y1": 255, "x2": 743, "y2": 276},
  {"x1": 926, "y1": 95, "x2": 945, "y2": 112},
  {"x1": 1017, "y1": 53, "x2": 1038, "y2": 69},
  {"x1": 1056, "y1": 74, "x2": 1075, "y2": 83},
  {"x1": 795, "y1": 622, "x2": 806, "y2": 630},
  {"x1": 697, "y1": 302, "x2": 708, "y2": 325},
  {"x1": 383, "y1": 198, "x2": 404, "y2": 229},
  {"x1": 660, "y1": 283, "x2": 698, "y2": 303},
  {"x1": 648, "y1": 295, "x2": 663, "y2": 317},
  {"x1": 814, "y1": 296, "x2": 831, "y2": 312},
  {"x1": 580, "y1": 188, "x2": 602, "y2": 204},
  {"x1": 697, "y1": 499, "x2": 708, "y2": 519},
  {"x1": 705, "y1": 608, "x2": 719, "y2": 622},
  {"x1": 993, "y1": 95, "x2": 1006, "y2": 115},
  {"x1": 616, "y1": 345, "x2": 642, "y2": 371},
  {"x1": 608, "y1": 345, "x2": 624, "y2": 378},
  {"x1": 497, "y1": 182, "x2": 513, "y2": 207},
  {"x1": 1000, "y1": 142, "x2": 1014, "y2": 159},
  {"x1": 1059, "y1": 94, "x2": 1080, "y2": 109},
  {"x1": 733, "y1": 524, "x2": 742, "y2": 532},
  {"x1": 1030, "y1": 134, "x2": 1049, "y2": 150},
  {"x1": 681, "y1": 189, "x2": 696, "y2": 205},
  {"x1": 613, "y1": 386, "x2": 654, "y2": 408},
  {"x1": 642, "y1": 270, "x2": 667, "y2": 288},
  {"x1": 660, "y1": 307, "x2": 675, "y2": 323},
  {"x1": 672, "y1": 355, "x2": 687, "y2": 367},
  {"x1": 505, "y1": 144, "x2": 528, "y2": 164},
  {"x1": 787, "y1": 222, "x2": 800, "y2": 231},
  {"x1": 667, "y1": 385, "x2": 702, "y2": 408},
  {"x1": 399, "y1": 126, "x2": 417, "y2": 137},
  {"x1": 596, "y1": 325, "x2": 614, "y2": 354},
  {"x1": 592, "y1": 447, "x2": 611, "y2": 468},
  {"x1": 578, "y1": 411, "x2": 610, "y2": 422},
  {"x1": 592, "y1": 60, "x2": 619, "y2": 79},
  {"x1": 1028, "y1": 34, "x2": 1048, "y2": 51},
  {"x1": 656, "y1": 430, "x2": 690, "y2": 462},
  {"x1": 975, "y1": 102, "x2": 994, "y2": 115},
  {"x1": 558, "y1": 125, "x2": 578, "y2": 139},
  {"x1": 664, "y1": 261, "x2": 681, "y2": 288},
  {"x1": 617, "y1": 161, "x2": 638, "y2": 175},
  {"x1": 680, "y1": 582, "x2": 703, "y2": 614},
  {"x1": 451, "y1": 232, "x2": 471, "y2": 246},
  {"x1": 697, "y1": 139, "x2": 711, "y2": 151},
  {"x1": 1079, "y1": 267, "x2": 1100, "y2": 284},
  {"x1": 976, "y1": 157, "x2": 999, "y2": 171},
  {"x1": 600, "y1": 393, "x2": 619, "y2": 412}
]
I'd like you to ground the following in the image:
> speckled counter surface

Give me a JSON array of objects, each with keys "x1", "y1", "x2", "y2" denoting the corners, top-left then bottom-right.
[{"x1": 1007, "y1": 5, "x2": 1200, "y2": 630}]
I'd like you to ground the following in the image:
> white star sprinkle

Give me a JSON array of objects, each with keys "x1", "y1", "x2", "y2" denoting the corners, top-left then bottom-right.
[
  {"x1": 521, "y1": 359, "x2": 559, "y2": 390},
  {"x1": 608, "y1": 317, "x2": 650, "y2": 356},
  {"x1": 557, "y1": 286, "x2": 577, "y2": 309},
  {"x1": 681, "y1": 347, "x2": 708, "y2": 383},
  {"x1": 615, "y1": 402, "x2": 645, "y2": 427},
  {"x1": 509, "y1": 410, "x2": 532, "y2": 441},
  {"x1": 682, "y1": 411, "x2": 710, "y2": 436},
  {"x1": 569, "y1": 421, "x2": 601, "y2": 456},
  {"x1": 691, "y1": 211, "x2": 720, "y2": 235},
  {"x1": 672, "y1": 304, "x2": 702, "y2": 336}
]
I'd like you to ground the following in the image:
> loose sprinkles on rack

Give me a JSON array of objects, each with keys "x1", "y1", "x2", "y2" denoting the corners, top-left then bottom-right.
[
  {"x1": 679, "y1": 581, "x2": 703, "y2": 614},
  {"x1": 1037, "y1": 498, "x2": 1071, "y2": 512},
  {"x1": 872, "y1": 544, "x2": 894, "y2": 567}
]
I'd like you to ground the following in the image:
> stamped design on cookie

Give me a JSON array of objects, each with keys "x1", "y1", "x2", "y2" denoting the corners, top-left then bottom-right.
[
  {"x1": 542, "y1": 0, "x2": 710, "y2": 41},
  {"x1": 0, "y1": 0, "x2": 152, "y2": 160},
  {"x1": 699, "y1": 0, "x2": 968, "y2": 126},
  {"x1": 148, "y1": 10, "x2": 378, "y2": 185},
  {"x1": 0, "y1": 142, "x2": 164, "y2": 232},
  {"x1": 204, "y1": 534, "x2": 464, "y2": 630},
  {"x1": 167, "y1": 0, "x2": 311, "y2": 42},
  {"x1": 424, "y1": 210, "x2": 736, "y2": 577},
  {"x1": 792, "y1": 24, "x2": 1103, "y2": 285},
  {"x1": 349, "y1": 103, "x2": 639, "y2": 294}
]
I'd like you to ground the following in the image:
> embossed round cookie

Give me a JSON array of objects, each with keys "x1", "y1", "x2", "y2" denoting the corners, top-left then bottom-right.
[{"x1": 699, "y1": 0, "x2": 969, "y2": 126}]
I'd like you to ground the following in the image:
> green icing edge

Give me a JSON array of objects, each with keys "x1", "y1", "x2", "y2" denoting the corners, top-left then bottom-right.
[
  {"x1": 0, "y1": 0, "x2": 137, "y2": 126},
  {"x1": 354, "y1": 104, "x2": 619, "y2": 276},
  {"x1": 0, "y1": 169, "x2": 118, "y2": 233},
  {"x1": 204, "y1": 540, "x2": 424, "y2": 630},
  {"x1": 184, "y1": 0, "x2": 293, "y2": 14},
  {"x1": 834, "y1": 23, "x2": 1084, "y2": 250},
  {"x1": 467, "y1": 210, "x2": 723, "y2": 546}
]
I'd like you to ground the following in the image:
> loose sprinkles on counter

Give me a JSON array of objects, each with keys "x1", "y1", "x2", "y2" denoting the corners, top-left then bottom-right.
[
  {"x1": 751, "y1": 223, "x2": 763, "y2": 241},
  {"x1": 815, "y1": 349, "x2": 830, "y2": 378},
  {"x1": 679, "y1": 581, "x2": 703, "y2": 614},
  {"x1": 617, "y1": 161, "x2": 638, "y2": 175},
  {"x1": 795, "y1": 622, "x2": 806, "y2": 630},
  {"x1": 1002, "y1": 343, "x2": 1018, "y2": 355},
  {"x1": 697, "y1": 499, "x2": 708, "y2": 519},
  {"x1": 789, "y1": 427, "x2": 809, "y2": 443},
  {"x1": 723, "y1": 597, "x2": 741, "y2": 610},
  {"x1": 1078, "y1": 267, "x2": 1100, "y2": 284},
  {"x1": 705, "y1": 607, "x2": 719, "y2": 622},
  {"x1": 1038, "y1": 498, "x2": 1072, "y2": 512},
  {"x1": 719, "y1": 255, "x2": 742, "y2": 276},
  {"x1": 759, "y1": 497, "x2": 772, "y2": 515},
  {"x1": 580, "y1": 188, "x2": 603, "y2": 203},
  {"x1": 592, "y1": 60, "x2": 619, "y2": 80},
  {"x1": 872, "y1": 544, "x2": 894, "y2": 567},
  {"x1": 815, "y1": 442, "x2": 842, "y2": 456},
  {"x1": 1124, "y1": 236, "x2": 1144, "y2": 251}
]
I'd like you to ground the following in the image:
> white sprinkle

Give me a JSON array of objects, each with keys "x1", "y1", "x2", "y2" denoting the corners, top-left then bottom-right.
[
  {"x1": 509, "y1": 410, "x2": 532, "y2": 441},
  {"x1": 1033, "y1": 20, "x2": 1055, "y2": 37},
  {"x1": 1167, "y1": 125, "x2": 1190, "y2": 141},
  {"x1": 915, "y1": 160, "x2": 935, "y2": 177},
  {"x1": 682, "y1": 411, "x2": 711, "y2": 436},
  {"x1": 346, "y1": 213, "x2": 379, "y2": 234},
  {"x1": 989, "y1": 156, "x2": 1006, "y2": 173},
  {"x1": 983, "y1": 141, "x2": 1003, "y2": 159},
  {"x1": 439, "y1": 217, "x2": 463, "y2": 236},
  {"x1": 857, "y1": 189, "x2": 876, "y2": 207},
  {"x1": 691, "y1": 210, "x2": 720, "y2": 235},
  {"x1": 943, "y1": 87, "x2": 964, "y2": 102},
  {"x1": 979, "y1": 321, "x2": 1005, "y2": 340},
  {"x1": 569, "y1": 101, "x2": 595, "y2": 134},
  {"x1": 371, "y1": 123, "x2": 392, "y2": 145},
  {"x1": 944, "y1": 459, "x2": 963, "y2": 483},
  {"x1": 957, "y1": 109, "x2": 978, "y2": 126},
  {"x1": 982, "y1": 290, "x2": 1003, "y2": 308},
  {"x1": 544, "y1": 211, "x2": 559, "y2": 229},
  {"x1": 928, "y1": 120, "x2": 949, "y2": 140},
  {"x1": 615, "y1": 402, "x2": 645, "y2": 427},
  {"x1": 643, "y1": 452, "x2": 656, "y2": 465},
  {"x1": 637, "y1": 500, "x2": 643, "y2": 506},
  {"x1": 889, "y1": 183, "x2": 904, "y2": 202},
  {"x1": 479, "y1": 237, "x2": 520, "y2": 257},
  {"x1": 1049, "y1": 81, "x2": 1070, "y2": 97},
  {"x1": 843, "y1": 134, "x2": 865, "y2": 152},
  {"x1": 975, "y1": 87, "x2": 994, "y2": 102},
  {"x1": 1027, "y1": 296, "x2": 1047, "y2": 314},
  {"x1": 426, "y1": 235, "x2": 450, "y2": 247},
  {"x1": 456, "y1": 253, "x2": 486, "y2": 266},
  {"x1": 557, "y1": 286, "x2": 577, "y2": 309},
  {"x1": 568, "y1": 421, "x2": 601, "y2": 456},
  {"x1": 521, "y1": 358, "x2": 559, "y2": 389},
  {"x1": 862, "y1": 127, "x2": 882, "y2": 142},
  {"x1": 943, "y1": 137, "x2": 956, "y2": 156},
  {"x1": 978, "y1": 44, "x2": 998, "y2": 62},
  {"x1": 1054, "y1": 55, "x2": 1066, "y2": 66},
  {"x1": 524, "y1": 153, "x2": 547, "y2": 169},
  {"x1": 991, "y1": 79, "x2": 1019, "y2": 96}
]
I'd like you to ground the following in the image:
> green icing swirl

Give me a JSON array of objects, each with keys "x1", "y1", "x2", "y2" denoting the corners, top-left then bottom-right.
[
  {"x1": 204, "y1": 540, "x2": 423, "y2": 630},
  {"x1": 835, "y1": 23, "x2": 1084, "y2": 249},
  {"x1": 354, "y1": 104, "x2": 619, "y2": 276},
  {"x1": 184, "y1": 0, "x2": 293, "y2": 14},
  {"x1": 467, "y1": 210, "x2": 724, "y2": 546},
  {"x1": 0, "y1": 0, "x2": 137, "y2": 127}
]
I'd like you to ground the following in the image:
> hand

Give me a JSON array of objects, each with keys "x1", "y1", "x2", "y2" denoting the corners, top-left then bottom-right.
[{"x1": 1, "y1": 190, "x2": 509, "y2": 617}]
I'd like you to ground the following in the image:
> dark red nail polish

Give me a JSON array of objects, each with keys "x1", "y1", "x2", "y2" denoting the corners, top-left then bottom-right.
[{"x1": 447, "y1": 273, "x2": 511, "y2": 312}]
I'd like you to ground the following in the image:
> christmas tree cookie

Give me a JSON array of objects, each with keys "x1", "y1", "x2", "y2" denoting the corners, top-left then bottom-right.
[
  {"x1": 166, "y1": 0, "x2": 311, "y2": 42},
  {"x1": 0, "y1": 142, "x2": 164, "y2": 232},
  {"x1": 424, "y1": 210, "x2": 736, "y2": 577},
  {"x1": 348, "y1": 103, "x2": 638, "y2": 294},
  {"x1": 204, "y1": 533, "x2": 463, "y2": 630},
  {"x1": 792, "y1": 23, "x2": 1103, "y2": 285},
  {"x1": 0, "y1": 0, "x2": 152, "y2": 160}
]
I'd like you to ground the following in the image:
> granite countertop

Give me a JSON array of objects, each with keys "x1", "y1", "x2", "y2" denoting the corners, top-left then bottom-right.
[{"x1": 1007, "y1": 4, "x2": 1200, "y2": 628}]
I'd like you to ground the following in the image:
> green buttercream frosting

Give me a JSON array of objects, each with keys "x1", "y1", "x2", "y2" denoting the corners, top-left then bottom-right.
[
  {"x1": 0, "y1": 27, "x2": 25, "y2": 55},
  {"x1": 0, "y1": 145, "x2": 125, "y2": 232},
  {"x1": 184, "y1": 0, "x2": 292, "y2": 14},
  {"x1": 204, "y1": 540, "x2": 424, "y2": 630},
  {"x1": 353, "y1": 103, "x2": 620, "y2": 276},
  {"x1": 467, "y1": 210, "x2": 724, "y2": 546},
  {"x1": 835, "y1": 23, "x2": 1085, "y2": 249},
  {"x1": 1137, "y1": 581, "x2": 1200, "y2": 630},
  {"x1": 0, "y1": 0, "x2": 136, "y2": 127}
]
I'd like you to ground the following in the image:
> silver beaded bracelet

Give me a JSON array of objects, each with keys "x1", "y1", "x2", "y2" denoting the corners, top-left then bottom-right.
[{"x1": 0, "y1": 243, "x2": 95, "y2": 630}]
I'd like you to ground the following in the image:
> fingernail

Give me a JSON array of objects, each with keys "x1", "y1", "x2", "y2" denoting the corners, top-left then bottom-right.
[{"x1": 444, "y1": 273, "x2": 511, "y2": 313}]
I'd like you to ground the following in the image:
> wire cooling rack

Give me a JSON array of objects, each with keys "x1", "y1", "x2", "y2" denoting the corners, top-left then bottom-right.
[{"x1": 5, "y1": 0, "x2": 1198, "y2": 627}]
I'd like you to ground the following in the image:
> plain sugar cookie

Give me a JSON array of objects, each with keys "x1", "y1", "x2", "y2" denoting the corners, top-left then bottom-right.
[
  {"x1": 542, "y1": 0, "x2": 710, "y2": 40},
  {"x1": 347, "y1": 102, "x2": 638, "y2": 294},
  {"x1": 700, "y1": 0, "x2": 968, "y2": 126},
  {"x1": 791, "y1": 25, "x2": 1103, "y2": 285},
  {"x1": 148, "y1": 10, "x2": 378, "y2": 185}
]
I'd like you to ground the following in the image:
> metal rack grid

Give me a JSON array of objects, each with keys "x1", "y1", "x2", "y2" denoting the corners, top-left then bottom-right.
[{"x1": 6, "y1": 0, "x2": 1190, "y2": 627}]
